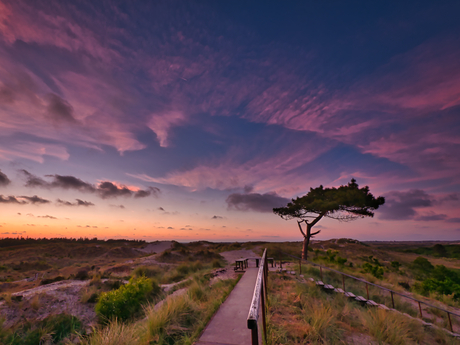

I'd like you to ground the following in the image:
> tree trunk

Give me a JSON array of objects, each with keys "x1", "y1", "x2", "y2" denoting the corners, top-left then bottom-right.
[{"x1": 301, "y1": 235, "x2": 310, "y2": 260}]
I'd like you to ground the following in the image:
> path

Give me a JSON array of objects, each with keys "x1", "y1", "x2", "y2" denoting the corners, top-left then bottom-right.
[{"x1": 196, "y1": 266, "x2": 258, "y2": 345}]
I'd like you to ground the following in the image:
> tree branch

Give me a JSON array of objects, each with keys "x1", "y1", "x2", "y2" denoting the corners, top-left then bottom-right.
[
  {"x1": 310, "y1": 211, "x2": 326, "y2": 227},
  {"x1": 311, "y1": 230, "x2": 321, "y2": 236},
  {"x1": 297, "y1": 220, "x2": 306, "y2": 237}
]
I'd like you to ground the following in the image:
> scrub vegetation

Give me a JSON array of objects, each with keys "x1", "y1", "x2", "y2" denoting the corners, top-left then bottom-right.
[
  {"x1": 1, "y1": 238, "x2": 459, "y2": 344},
  {"x1": 267, "y1": 273, "x2": 458, "y2": 344}
]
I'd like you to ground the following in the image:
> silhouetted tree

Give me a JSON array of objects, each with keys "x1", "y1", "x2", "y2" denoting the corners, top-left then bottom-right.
[{"x1": 273, "y1": 179, "x2": 385, "y2": 259}]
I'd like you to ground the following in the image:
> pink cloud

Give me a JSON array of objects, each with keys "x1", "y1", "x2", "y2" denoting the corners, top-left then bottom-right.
[
  {"x1": 0, "y1": 1, "x2": 119, "y2": 63},
  {"x1": 148, "y1": 111, "x2": 185, "y2": 147},
  {"x1": 0, "y1": 142, "x2": 69, "y2": 163},
  {"x1": 129, "y1": 139, "x2": 333, "y2": 195}
]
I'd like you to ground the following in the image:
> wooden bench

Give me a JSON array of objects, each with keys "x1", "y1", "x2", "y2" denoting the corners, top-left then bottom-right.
[{"x1": 234, "y1": 259, "x2": 247, "y2": 271}]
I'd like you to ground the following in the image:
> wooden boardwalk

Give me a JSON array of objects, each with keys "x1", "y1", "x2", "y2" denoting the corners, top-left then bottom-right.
[{"x1": 195, "y1": 268, "x2": 258, "y2": 345}]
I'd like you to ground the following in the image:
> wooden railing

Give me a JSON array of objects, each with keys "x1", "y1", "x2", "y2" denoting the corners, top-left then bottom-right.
[
  {"x1": 283, "y1": 252, "x2": 460, "y2": 334},
  {"x1": 247, "y1": 248, "x2": 268, "y2": 345}
]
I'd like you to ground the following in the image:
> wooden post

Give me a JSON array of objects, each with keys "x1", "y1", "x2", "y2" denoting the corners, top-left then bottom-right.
[
  {"x1": 390, "y1": 291, "x2": 395, "y2": 308},
  {"x1": 447, "y1": 312, "x2": 453, "y2": 333},
  {"x1": 261, "y1": 279, "x2": 267, "y2": 343},
  {"x1": 342, "y1": 275, "x2": 345, "y2": 291},
  {"x1": 299, "y1": 259, "x2": 301, "y2": 275},
  {"x1": 366, "y1": 283, "x2": 369, "y2": 300},
  {"x1": 251, "y1": 325, "x2": 259, "y2": 345},
  {"x1": 418, "y1": 301, "x2": 423, "y2": 318},
  {"x1": 320, "y1": 266, "x2": 323, "y2": 281}
]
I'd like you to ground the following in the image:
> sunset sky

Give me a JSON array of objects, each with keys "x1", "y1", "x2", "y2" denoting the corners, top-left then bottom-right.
[{"x1": 0, "y1": 1, "x2": 459, "y2": 242}]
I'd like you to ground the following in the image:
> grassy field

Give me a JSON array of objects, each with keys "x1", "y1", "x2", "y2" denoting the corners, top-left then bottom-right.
[{"x1": 1, "y1": 238, "x2": 459, "y2": 344}]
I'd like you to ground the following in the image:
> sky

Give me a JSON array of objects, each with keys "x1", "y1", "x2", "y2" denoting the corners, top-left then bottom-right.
[{"x1": 0, "y1": 1, "x2": 459, "y2": 242}]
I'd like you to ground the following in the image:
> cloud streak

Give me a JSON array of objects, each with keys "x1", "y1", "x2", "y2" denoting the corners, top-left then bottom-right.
[
  {"x1": 226, "y1": 192, "x2": 289, "y2": 213},
  {"x1": 0, "y1": 169, "x2": 10, "y2": 186},
  {"x1": 56, "y1": 199, "x2": 95, "y2": 207},
  {"x1": 21, "y1": 170, "x2": 159, "y2": 199}
]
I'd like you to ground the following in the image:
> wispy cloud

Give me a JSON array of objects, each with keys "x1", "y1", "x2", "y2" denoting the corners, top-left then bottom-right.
[
  {"x1": 226, "y1": 192, "x2": 289, "y2": 213},
  {"x1": 0, "y1": 169, "x2": 10, "y2": 186},
  {"x1": 21, "y1": 170, "x2": 159, "y2": 199},
  {"x1": 56, "y1": 198, "x2": 95, "y2": 207}
]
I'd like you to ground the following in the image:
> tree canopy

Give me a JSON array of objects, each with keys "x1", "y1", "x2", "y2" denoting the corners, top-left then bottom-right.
[{"x1": 273, "y1": 179, "x2": 385, "y2": 259}]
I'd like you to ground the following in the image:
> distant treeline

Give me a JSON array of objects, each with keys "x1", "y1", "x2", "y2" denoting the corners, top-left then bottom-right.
[
  {"x1": 0, "y1": 237, "x2": 146, "y2": 248},
  {"x1": 403, "y1": 244, "x2": 460, "y2": 259}
]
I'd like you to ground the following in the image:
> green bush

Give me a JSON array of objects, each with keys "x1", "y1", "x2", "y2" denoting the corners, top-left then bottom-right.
[
  {"x1": 362, "y1": 263, "x2": 384, "y2": 279},
  {"x1": 95, "y1": 276, "x2": 153, "y2": 322},
  {"x1": 390, "y1": 261, "x2": 401, "y2": 270},
  {"x1": 336, "y1": 257, "x2": 347, "y2": 266},
  {"x1": 419, "y1": 265, "x2": 460, "y2": 299}
]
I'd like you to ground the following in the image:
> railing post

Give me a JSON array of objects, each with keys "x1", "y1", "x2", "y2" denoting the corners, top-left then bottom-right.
[
  {"x1": 447, "y1": 312, "x2": 453, "y2": 332},
  {"x1": 261, "y1": 278, "x2": 267, "y2": 344},
  {"x1": 418, "y1": 301, "x2": 423, "y2": 318},
  {"x1": 366, "y1": 283, "x2": 369, "y2": 300},
  {"x1": 342, "y1": 275, "x2": 345, "y2": 291},
  {"x1": 320, "y1": 266, "x2": 323, "y2": 281},
  {"x1": 390, "y1": 291, "x2": 395, "y2": 308},
  {"x1": 251, "y1": 325, "x2": 259, "y2": 345}
]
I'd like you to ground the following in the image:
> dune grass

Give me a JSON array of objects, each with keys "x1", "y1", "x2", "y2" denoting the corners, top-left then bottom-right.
[
  {"x1": 267, "y1": 272, "x2": 458, "y2": 344},
  {"x1": 78, "y1": 272, "x2": 239, "y2": 345}
]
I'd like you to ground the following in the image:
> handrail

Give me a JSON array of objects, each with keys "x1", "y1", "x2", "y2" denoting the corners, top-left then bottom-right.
[
  {"x1": 247, "y1": 248, "x2": 268, "y2": 345},
  {"x1": 282, "y1": 251, "x2": 460, "y2": 332}
]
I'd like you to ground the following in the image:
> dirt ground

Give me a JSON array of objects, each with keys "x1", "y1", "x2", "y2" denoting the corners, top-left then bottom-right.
[
  {"x1": 0, "y1": 244, "x2": 251, "y2": 329},
  {"x1": 137, "y1": 241, "x2": 173, "y2": 254}
]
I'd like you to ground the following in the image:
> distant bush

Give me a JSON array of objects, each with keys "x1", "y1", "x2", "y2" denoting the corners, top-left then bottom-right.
[
  {"x1": 411, "y1": 257, "x2": 434, "y2": 279},
  {"x1": 336, "y1": 257, "x2": 347, "y2": 266},
  {"x1": 75, "y1": 269, "x2": 90, "y2": 280},
  {"x1": 132, "y1": 265, "x2": 162, "y2": 279},
  {"x1": 362, "y1": 263, "x2": 384, "y2": 279},
  {"x1": 212, "y1": 259, "x2": 223, "y2": 268},
  {"x1": 398, "y1": 281, "x2": 410, "y2": 290},
  {"x1": 391, "y1": 261, "x2": 401, "y2": 270},
  {"x1": 96, "y1": 276, "x2": 153, "y2": 322},
  {"x1": 419, "y1": 265, "x2": 460, "y2": 299},
  {"x1": 40, "y1": 275, "x2": 65, "y2": 285}
]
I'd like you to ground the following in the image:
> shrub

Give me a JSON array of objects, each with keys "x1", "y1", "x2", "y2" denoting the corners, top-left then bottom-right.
[
  {"x1": 42, "y1": 314, "x2": 83, "y2": 343},
  {"x1": 176, "y1": 263, "x2": 190, "y2": 275},
  {"x1": 212, "y1": 259, "x2": 223, "y2": 268},
  {"x1": 95, "y1": 276, "x2": 153, "y2": 322},
  {"x1": 391, "y1": 261, "x2": 401, "y2": 270},
  {"x1": 40, "y1": 276, "x2": 65, "y2": 285},
  {"x1": 132, "y1": 265, "x2": 161, "y2": 278},
  {"x1": 362, "y1": 263, "x2": 384, "y2": 279},
  {"x1": 336, "y1": 257, "x2": 347, "y2": 266},
  {"x1": 75, "y1": 269, "x2": 90, "y2": 280},
  {"x1": 411, "y1": 257, "x2": 434, "y2": 278},
  {"x1": 420, "y1": 265, "x2": 460, "y2": 299}
]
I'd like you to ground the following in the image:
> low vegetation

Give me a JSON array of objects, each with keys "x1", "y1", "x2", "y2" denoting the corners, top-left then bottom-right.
[
  {"x1": 1, "y1": 238, "x2": 459, "y2": 344},
  {"x1": 267, "y1": 273, "x2": 457, "y2": 344}
]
